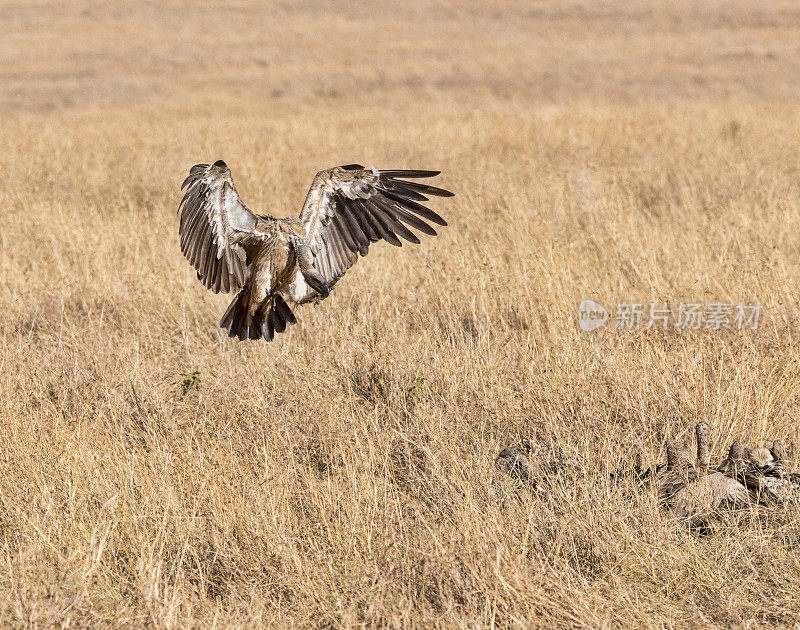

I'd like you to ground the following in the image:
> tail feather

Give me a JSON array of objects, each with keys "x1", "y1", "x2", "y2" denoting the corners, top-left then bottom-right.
[
  {"x1": 220, "y1": 287, "x2": 250, "y2": 340},
  {"x1": 260, "y1": 317, "x2": 274, "y2": 342},
  {"x1": 248, "y1": 318, "x2": 261, "y2": 340},
  {"x1": 219, "y1": 291, "x2": 296, "y2": 342},
  {"x1": 270, "y1": 309, "x2": 286, "y2": 334},
  {"x1": 270, "y1": 295, "x2": 296, "y2": 336},
  {"x1": 274, "y1": 297, "x2": 297, "y2": 325}
]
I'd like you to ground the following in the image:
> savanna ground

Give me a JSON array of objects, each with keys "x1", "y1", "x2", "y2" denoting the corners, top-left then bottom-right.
[{"x1": 2, "y1": 1, "x2": 800, "y2": 627}]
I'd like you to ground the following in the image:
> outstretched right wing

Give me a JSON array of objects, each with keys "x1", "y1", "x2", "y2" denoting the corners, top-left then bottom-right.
[
  {"x1": 178, "y1": 160, "x2": 263, "y2": 294},
  {"x1": 298, "y1": 164, "x2": 453, "y2": 288}
]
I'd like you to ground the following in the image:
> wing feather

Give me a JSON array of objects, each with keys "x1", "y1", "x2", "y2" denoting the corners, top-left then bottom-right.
[
  {"x1": 331, "y1": 213, "x2": 358, "y2": 253},
  {"x1": 357, "y1": 199, "x2": 395, "y2": 245},
  {"x1": 177, "y1": 160, "x2": 264, "y2": 294},
  {"x1": 351, "y1": 200, "x2": 380, "y2": 243},
  {"x1": 296, "y1": 164, "x2": 452, "y2": 293},
  {"x1": 324, "y1": 232, "x2": 340, "y2": 271},
  {"x1": 383, "y1": 178, "x2": 454, "y2": 198},
  {"x1": 391, "y1": 205, "x2": 438, "y2": 236},
  {"x1": 329, "y1": 229, "x2": 351, "y2": 274},
  {"x1": 188, "y1": 221, "x2": 209, "y2": 265},
  {"x1": 365, "y1": 200, "x2": 405, "y2": 246},
  {"x1": 381, "y1": 190, "x2": 447, "y2": 226},
  {"x1": 339, "y1": 206, "x2": 369, "y2": 248}
]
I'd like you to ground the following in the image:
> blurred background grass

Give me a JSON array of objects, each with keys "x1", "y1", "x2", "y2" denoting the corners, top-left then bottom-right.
[{"x1": 2, "y1": 1, "x2": 800, "y2": 627}]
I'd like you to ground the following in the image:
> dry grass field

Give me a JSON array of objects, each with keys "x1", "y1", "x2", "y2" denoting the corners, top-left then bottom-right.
[{"x1": 3, "y1": 0, "x2": 800, "y2": 627}]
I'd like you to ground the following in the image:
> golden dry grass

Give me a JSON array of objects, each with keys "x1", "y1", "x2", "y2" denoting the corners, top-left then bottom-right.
[{"x1": 3, "y1": 0, "x2": 800, "y2": 627}]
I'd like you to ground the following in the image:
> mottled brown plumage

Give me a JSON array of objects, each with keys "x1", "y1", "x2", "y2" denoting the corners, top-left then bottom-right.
[
  {"x1": 647, "y1": 425, "x2": 800, "y2": 527},
  {"x1": 717, "y1": 440, "x2": 746, "y2": 477},
  {"x1": 740, "y1": 444, "x2": 788, "y2": 500},
  {"x1": 671, "y1": 472, "x2": 749, "y2": 527},
  {"x1": 769, "y1": 440, "x2": 787, "y2": 477},
  {"x1": 495, "y1": 446, "x2": 531, "y2": 483},
  {"x1": 714, "y1": 439, "x2": 799, "y2": 502},
  {"x1": 748, "y1": 446, "x2": 781, "y2": 476},
  {"x1": 178, "y1": 161, "x2": 453, "y2": 340},
  {"x1": 495, "y1": 439, "x2": 575, "y2": 489},
  {"x1": 659, "y1": 426, "x2": 750, "y2": 526},
  {"x1": 658, "y1": 440, "x2": 697, "y2": 503},
  {"x1": 695, "y1": 421, "x2": 711, "y2": 471}
]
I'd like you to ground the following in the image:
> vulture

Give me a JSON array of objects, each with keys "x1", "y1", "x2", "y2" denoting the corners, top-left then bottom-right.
[{"x1": 178, "y1": 161, "x2": 453, "y2": 341}]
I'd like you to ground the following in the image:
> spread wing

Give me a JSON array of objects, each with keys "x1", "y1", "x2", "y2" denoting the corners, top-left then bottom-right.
[
  {"x1": 299, "y1": 164, "x2": 453, "y2": 286},
  {"x1": 178, "y1": 160, "x2": 265, "y2": 294}
]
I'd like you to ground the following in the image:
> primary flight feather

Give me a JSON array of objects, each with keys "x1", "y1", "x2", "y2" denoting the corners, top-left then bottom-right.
[{"x1": 178, "y1": 160, "x2": 453, "y2": 341}]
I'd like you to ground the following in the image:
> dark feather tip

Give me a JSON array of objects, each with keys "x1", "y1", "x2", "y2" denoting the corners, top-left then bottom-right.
[
  {"x1": 213, "y1": 160, "x2": 227, "y2": 168},
  {"x1": 380, "y1": 169, "x2": 441, "y2": 178}
]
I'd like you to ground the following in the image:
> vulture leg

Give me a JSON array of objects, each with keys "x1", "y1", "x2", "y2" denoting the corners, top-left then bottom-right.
[{"x1": 291, "y1": 236, "x2": 330, "y2": 298}]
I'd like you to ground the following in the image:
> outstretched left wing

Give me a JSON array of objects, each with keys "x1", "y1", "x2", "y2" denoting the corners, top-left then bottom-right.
[
  {"x1": 299, "y1": 164, "x2": 453, "y2": 288},
  {"x1": 178, "y1": 160, "x2": 265, "y2": 294}
]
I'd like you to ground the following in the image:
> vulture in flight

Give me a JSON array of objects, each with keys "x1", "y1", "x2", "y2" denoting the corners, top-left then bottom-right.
[{"x1": 178, "y1": 161, "x2": 453, "y2": 341}]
